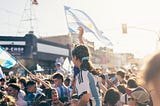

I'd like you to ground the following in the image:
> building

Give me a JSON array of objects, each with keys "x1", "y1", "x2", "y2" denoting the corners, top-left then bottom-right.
[
  {"x1": 43, "y1": 34, "x2": 95, "y2": 61},
  {"x1": 0, "y1": 33, "x2": 70, "y2": 74}
]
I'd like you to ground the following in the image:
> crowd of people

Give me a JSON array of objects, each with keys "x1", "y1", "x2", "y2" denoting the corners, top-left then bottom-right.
[{"x1": 0, "y1": 26, "x2": 159, "y2": 106}]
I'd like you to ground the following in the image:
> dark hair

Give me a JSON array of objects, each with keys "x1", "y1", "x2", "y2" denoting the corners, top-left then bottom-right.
[
  {"x1": 127, "y1": 78, "x2": 138, "y2": 88},
  {"x1": 8, "y1": 77, "x2": 17, "y2": 84},
  {"x1": 52, "y1": 72, "x2": 64, "y2": 82},
  {"x1": 117, "y1": 70, "x2": 125, "y2": 79},
  {"x1": 64, "y1": 77, "x2": 71, "y2": 83},
  {"x1": 19, "y1": 77, "x2": 27, "y2": 88},
  {"x1": 26, "y1": 80, "x2": 36, "y2": 88},
  {"x1": 104, "y1": 88, "x2": 120, "y2": 106},
  {"x1": 72, "y1": 45, "x2": 98, "y2": 75},
  {"x1": 0, "y1": 78, "x2": 5, "y2": 82},
  {"x1": 8, "y1": 83, "x2": 20, "y2": 92}
]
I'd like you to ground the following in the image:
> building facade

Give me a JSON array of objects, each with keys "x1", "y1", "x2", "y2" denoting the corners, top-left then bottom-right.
[{"x1": 0, "y1": 33, "x2": 70, "y2": 74}]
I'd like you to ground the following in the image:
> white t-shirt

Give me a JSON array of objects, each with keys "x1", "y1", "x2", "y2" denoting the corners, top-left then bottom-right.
[
  {"x1": 16, "y1": 97, "x2": 27, "y2": 106},
  {"x1": 76, "y1": 70, "x2": 102, "y2": 106}
]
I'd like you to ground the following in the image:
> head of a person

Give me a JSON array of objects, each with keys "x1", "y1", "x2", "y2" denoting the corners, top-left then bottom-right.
[
  {"x1": 18, "y1": 77, "x2": 27, "y2": 89},
  {"x1": 116, "y1": 69, "x2": 125, "y2": 80},
  {"x1": 55, "y1": 62, "x2": 62, "y2": 69},
  {"x1": 0, "y1": 78, "x2": 5, "y2": 86},
  {"x1": 7, "y1": 83, "x2": 20, "y2": 97},
  {"x1": 52, "y1": 72, "x2": 64, "y2": 87},
  {"x1": 7, "y1": 77, "x2": 17, "y2": 85},
  {"x1": 127, "y1": 78, "x2": 138, "y2": 88},
  {"x1": 64, "y1": 77, "x2": 71, "y2": 87},
  {"x1": 40, "y1": 80, "x2": 51, "y2": 90},
  {"x1": 72, "y1": 45, "x2": 89, "y2": 69},
  {"x1": 103, "y1": 87, "x2": 120, "y2": 106},
  {"x1": 128, "y1": 87, "x2": 151, "y2": 106},
  {"x1": 51, "y1": 88, "x2": 59, "y2": 101},
  {"x1": 72, "y1": 45, "x2": 95, "y2": 73},
  {"x1": 26, "y1": 80, "x2": 37, "y2": 93},
  {"x1": 143, "y1": 52, "x2": 160, "y2": 89}
]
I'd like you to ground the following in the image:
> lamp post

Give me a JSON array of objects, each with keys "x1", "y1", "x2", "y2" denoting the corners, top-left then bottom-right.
[{"x1": 122, "y1": 24, "x2": 160, "y2": 50}]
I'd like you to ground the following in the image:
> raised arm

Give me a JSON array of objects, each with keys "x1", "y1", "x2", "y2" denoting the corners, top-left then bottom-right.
[{"x1": 78, "y1": 26, "x2": 84, "y2": 44}]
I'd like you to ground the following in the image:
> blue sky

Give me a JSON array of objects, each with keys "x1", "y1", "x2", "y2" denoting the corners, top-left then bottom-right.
[{"x1": 0, "y1": 0, "x2": 160, "y2": 58}]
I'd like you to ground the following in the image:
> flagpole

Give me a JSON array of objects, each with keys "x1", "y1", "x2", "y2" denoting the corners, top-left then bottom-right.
[
  {"x1": 63, "y1": 6, "x2": 74, "y2": 61},
  {"x1": 18, "y1": 60, "x2": 51, "y2": 88},
  {"x1": 17, "y1": 60, "x2": 32, "y2": 75},
  {"x1": 63, "y1": 6, "x2": 71, "y2": 36}
]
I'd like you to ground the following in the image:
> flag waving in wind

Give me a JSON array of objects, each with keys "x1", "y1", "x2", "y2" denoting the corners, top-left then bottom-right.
[
  {"x1": 0, "y1": 46, "x2": 17, "y2": 69},
  {"x1": 64, "y1": 6, "x2": 113, "y2": 46}
]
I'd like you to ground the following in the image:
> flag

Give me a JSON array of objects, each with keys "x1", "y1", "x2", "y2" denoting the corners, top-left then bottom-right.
[
  {"x1": 32, "y1": 0, "x2": 38, "y2": 5},
  {"x1": 64, "y1": 6, "x2": 113, "y2": 46},
  {"x1": 62, "y1": 57, "x2": 72, "y2": 74},
  {"x1": 36, "y1": 64, "x2": 44, "y2": 72},
  {"x1": 0, "y1": 67, "x2": 4, "y2": 79},
  {"x1": 0, "y1": 46, "x2": 17, "y2": 69}
]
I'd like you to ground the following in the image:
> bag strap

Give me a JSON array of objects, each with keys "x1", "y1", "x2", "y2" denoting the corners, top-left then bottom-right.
[{"x1": 125, "y1": 94, "x2": 127, "y2": 104}]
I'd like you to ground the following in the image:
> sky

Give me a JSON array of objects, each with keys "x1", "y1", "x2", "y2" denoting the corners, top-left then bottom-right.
[{"x1": 0, "y1": 0, "x2": 160, "y2": 58}]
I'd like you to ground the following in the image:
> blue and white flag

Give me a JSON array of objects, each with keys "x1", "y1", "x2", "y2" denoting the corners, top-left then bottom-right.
[
  {"x1": 64, "y1": 6, "x2": 113, "y2": 46},
  {"x1": 0, "y1": 67, "x2": 4, "y2": 79},
  {"x1": 0, "y1": 46, "x2": 17, "y2": 69}
]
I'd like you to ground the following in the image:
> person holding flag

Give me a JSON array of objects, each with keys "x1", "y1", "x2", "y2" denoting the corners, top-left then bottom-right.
[
  {"x1": 64, "y1": 6, "x2": 113, "y2": 47},
  {"x1": 71, "y1": 27, "x2": 102, "y2": 106}
]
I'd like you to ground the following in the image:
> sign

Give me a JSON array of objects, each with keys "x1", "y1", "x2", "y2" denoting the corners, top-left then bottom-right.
[{"x1": 0, "y1": 45, "x2": 25, "y2": 56}]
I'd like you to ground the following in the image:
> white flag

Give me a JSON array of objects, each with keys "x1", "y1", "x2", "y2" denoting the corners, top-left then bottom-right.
[{"x1": 62, "y1": 57, "x2": 72, "y2": 74}]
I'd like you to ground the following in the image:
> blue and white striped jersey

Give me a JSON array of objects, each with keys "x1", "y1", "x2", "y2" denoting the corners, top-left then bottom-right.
[{"x1": 76, "y1": 70, "x2": 102, "y2": 106}]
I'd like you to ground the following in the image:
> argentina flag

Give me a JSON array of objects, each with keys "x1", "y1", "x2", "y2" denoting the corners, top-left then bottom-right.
[
  {"x1": 64, "y1": 6, "x2": 113, "y2": 46},
  {"x1": 0, "y1": 46, "x2": 17, "y2": 69}
]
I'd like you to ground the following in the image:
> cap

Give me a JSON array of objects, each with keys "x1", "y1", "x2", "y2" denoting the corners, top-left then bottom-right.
[{"x1": 55, "y1": 62, "x2": 62, "y2": 66}]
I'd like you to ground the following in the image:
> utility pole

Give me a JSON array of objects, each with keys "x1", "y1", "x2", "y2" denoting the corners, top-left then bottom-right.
[{"x1": 17, "y1": 0, "x2": 39, "y2": 37}]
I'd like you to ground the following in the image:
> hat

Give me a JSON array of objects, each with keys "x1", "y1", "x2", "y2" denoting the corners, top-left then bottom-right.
[
  {"x1": 131, "y1": 87, "x2": 150, "y2": 104},
  {"x1": 55, "y1": 62, "x2": 61, "y2": 66}
]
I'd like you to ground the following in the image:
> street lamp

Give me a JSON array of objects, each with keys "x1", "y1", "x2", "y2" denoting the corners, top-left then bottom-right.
[{"x1": 122, "y1": 24, "x2": 160, "y2": 50}]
